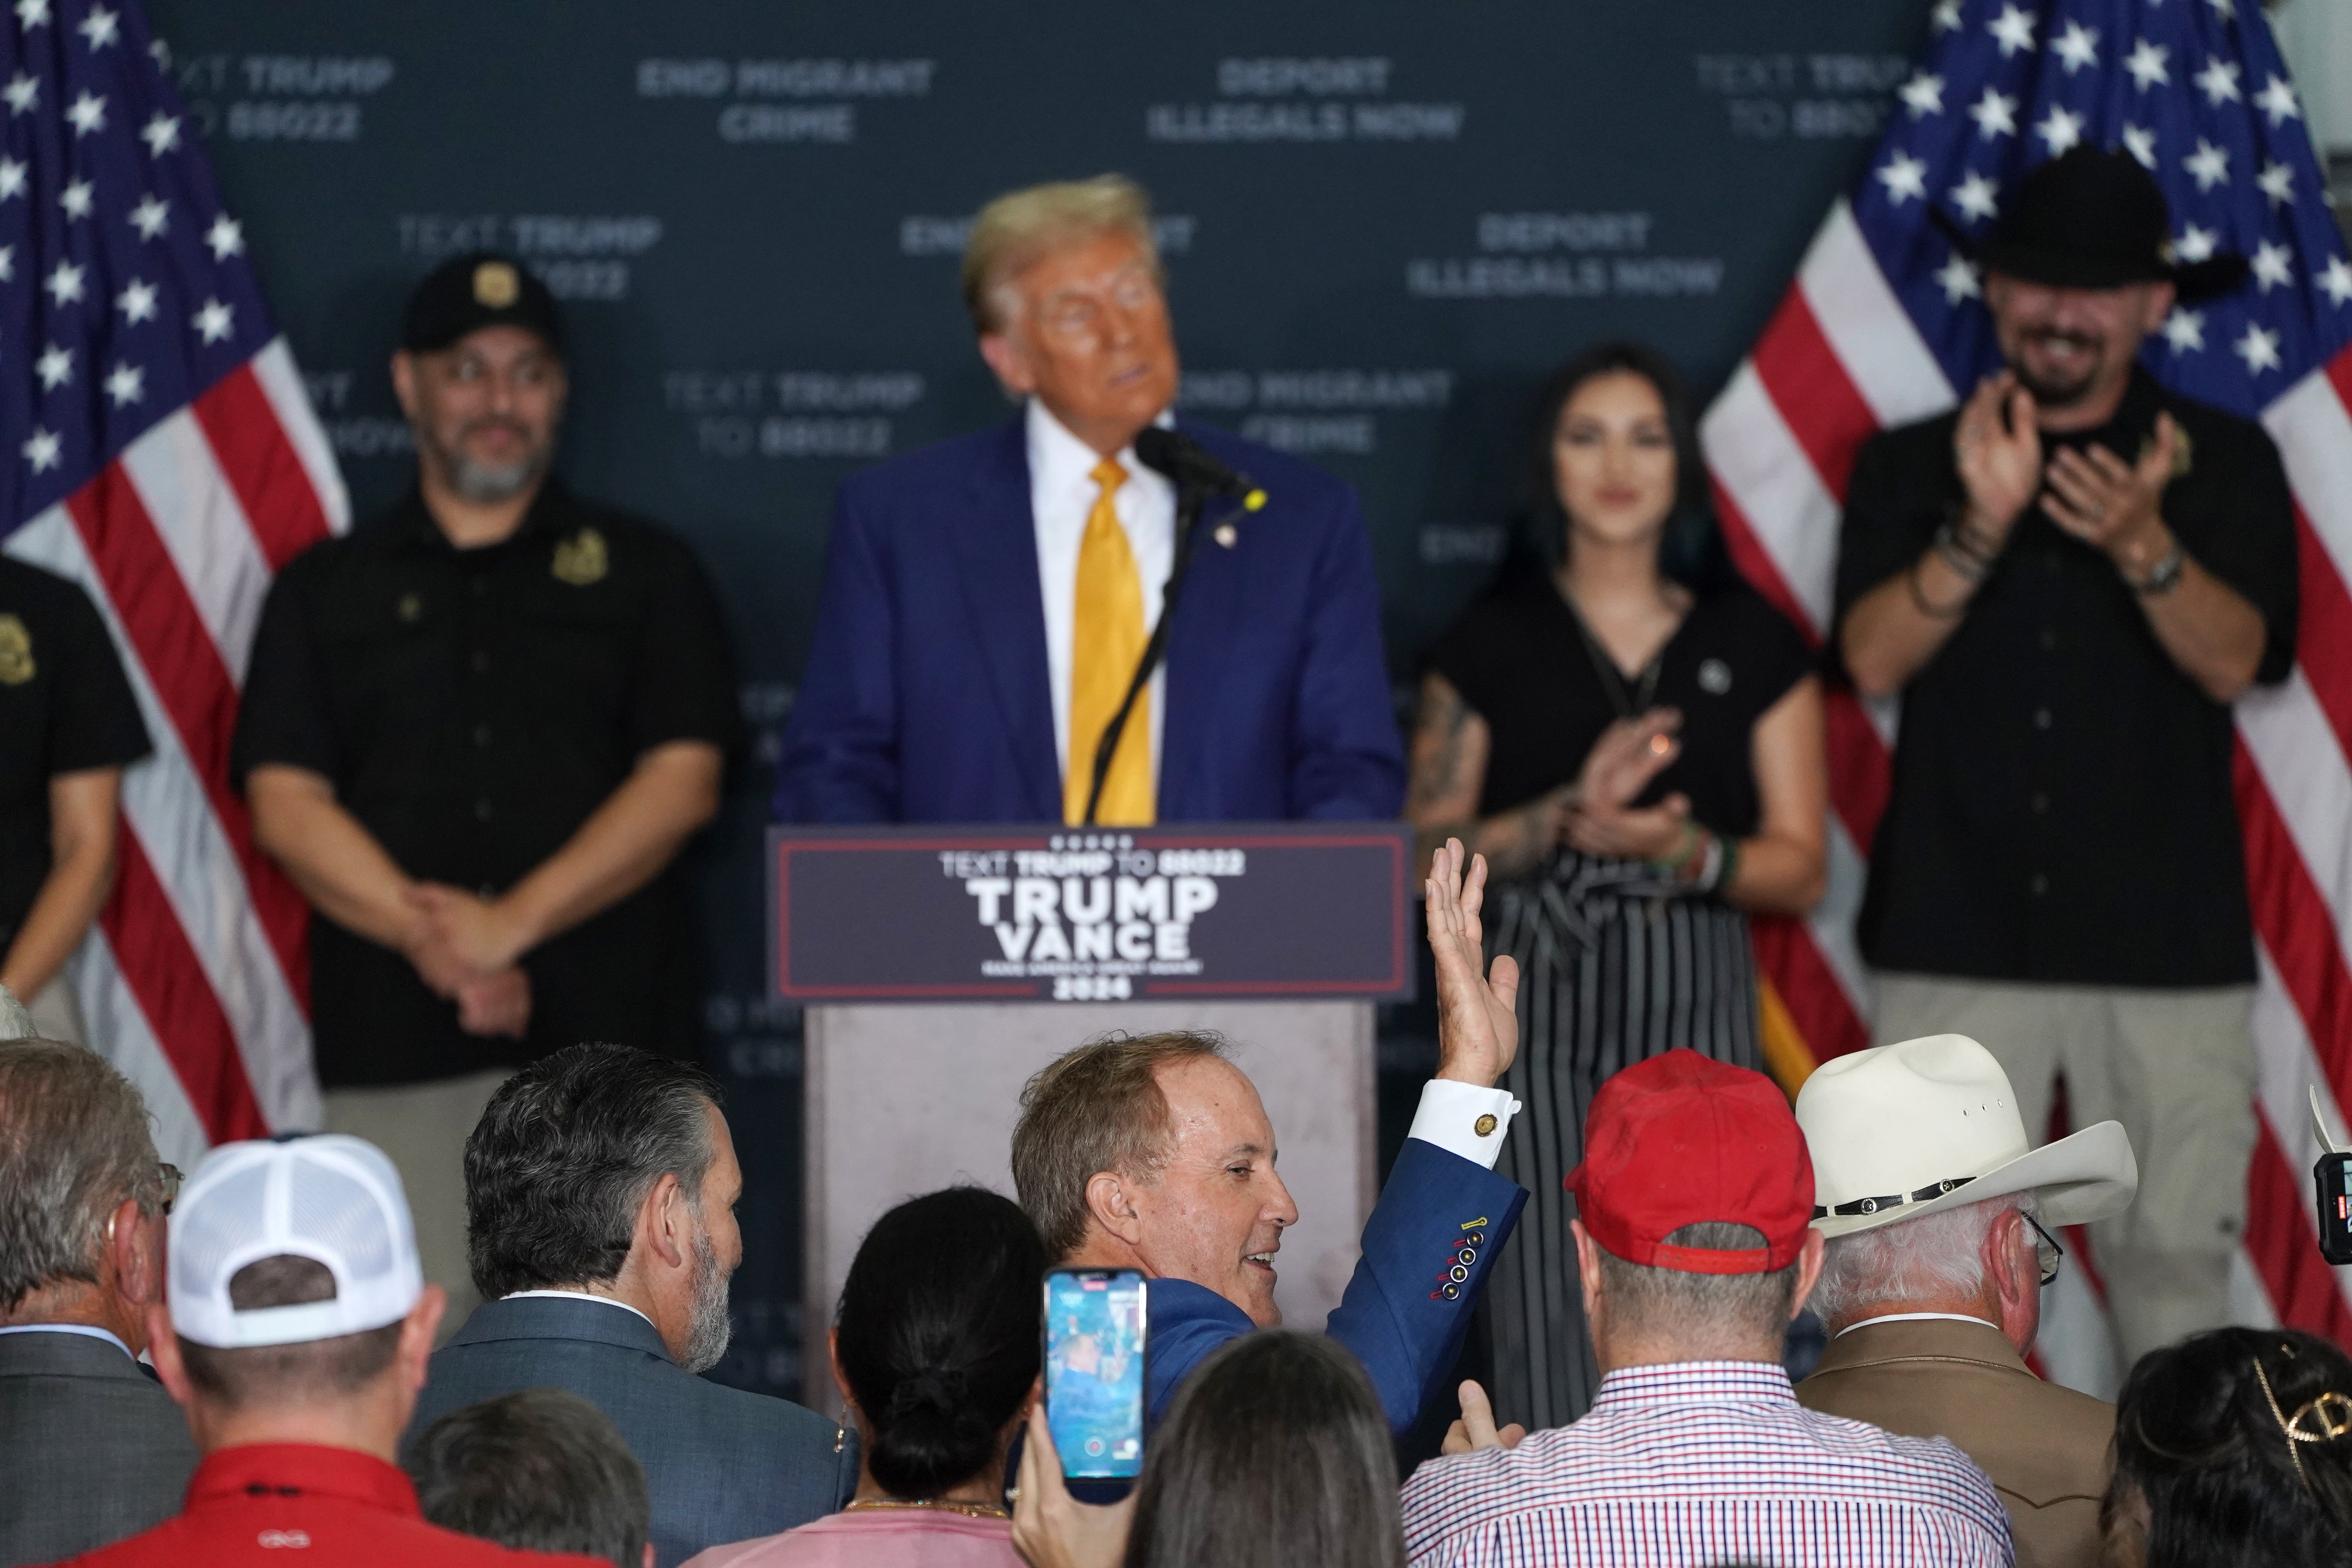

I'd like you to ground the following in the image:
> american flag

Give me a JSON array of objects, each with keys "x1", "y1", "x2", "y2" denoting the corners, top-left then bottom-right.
[
  {"x1": 0, "y1": 0, "x2": 343, "y2": 1166},
  {"x1": 1702, "y1": 0, "x2": 2352, "y2": 1374}
]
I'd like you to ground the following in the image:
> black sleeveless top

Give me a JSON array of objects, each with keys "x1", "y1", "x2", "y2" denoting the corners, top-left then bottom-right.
[{"x1": 1428, "y1": 563, "x2": 1815, "y2": 838}]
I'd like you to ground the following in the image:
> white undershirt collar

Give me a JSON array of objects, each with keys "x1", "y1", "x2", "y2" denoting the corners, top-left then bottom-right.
[
  {"x1": 0, "y1": 1323, "x2": 136, "y2": 1360},
  {"x1": 1833, "y1": 1310, "x2": 2001, "y2": 1339}
]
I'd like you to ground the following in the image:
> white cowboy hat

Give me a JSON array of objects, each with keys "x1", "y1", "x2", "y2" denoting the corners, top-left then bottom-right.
[{"x1": 1794, "y1": 1033, "x2": 2138, "y2": 1239}]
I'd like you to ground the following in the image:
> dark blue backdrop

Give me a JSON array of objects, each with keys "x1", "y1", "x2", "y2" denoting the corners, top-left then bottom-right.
[{"x1": 144, "y1": 0, "x2": 1930, "y2": 1401}]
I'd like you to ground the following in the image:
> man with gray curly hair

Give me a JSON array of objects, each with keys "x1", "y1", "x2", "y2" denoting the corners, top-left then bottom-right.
[
  {"x1": 0, "y1": 1036, "x2": 195, "y2": 1562},
  {"x1": 1793, "y1": 1034, "x2": 2139, "y2": 1568}
]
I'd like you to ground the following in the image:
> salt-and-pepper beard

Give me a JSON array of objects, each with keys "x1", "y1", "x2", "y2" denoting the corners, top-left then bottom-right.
[
  {"x1": 424, "y1": 416, "x2": 552, "y2": 504},
  {"x1": 676, "y1": 1221, "x2": 734, "y2": 1375}
]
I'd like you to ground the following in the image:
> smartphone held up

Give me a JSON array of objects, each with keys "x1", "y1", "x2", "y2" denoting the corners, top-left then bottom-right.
[{"x1": 1043, "y1": 1267, "x2": 1149, "y2": 1481}]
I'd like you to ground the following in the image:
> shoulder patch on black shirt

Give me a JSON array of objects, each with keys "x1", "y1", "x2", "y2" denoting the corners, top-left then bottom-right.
[{"x1": 0, "y1": 613, "x2": 31, "y2": 684}]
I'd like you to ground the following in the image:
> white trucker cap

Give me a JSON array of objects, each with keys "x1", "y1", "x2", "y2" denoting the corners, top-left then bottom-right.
[{"x1": 168, "y1": 1134, "x2": 424, "y2": 1349}]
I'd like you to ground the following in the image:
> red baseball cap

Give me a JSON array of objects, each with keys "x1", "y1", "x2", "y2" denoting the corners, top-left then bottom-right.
[{"x1": 1564, "y1": 1049, "x2": 1815, "y2": 1275}]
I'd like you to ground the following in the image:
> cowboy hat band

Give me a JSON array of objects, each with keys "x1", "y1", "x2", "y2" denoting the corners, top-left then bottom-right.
[{"x1": 1815, "y1": 1174, "x2": 1976, "y2": 1221}]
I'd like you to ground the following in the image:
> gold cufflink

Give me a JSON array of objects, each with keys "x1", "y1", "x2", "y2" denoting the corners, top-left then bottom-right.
[{"x1": 1474, "y1": 1114, "x2": 1497, "y2": 1137}]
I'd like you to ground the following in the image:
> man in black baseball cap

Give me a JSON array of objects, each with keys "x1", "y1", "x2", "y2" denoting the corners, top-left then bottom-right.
[
  {"x1": 1834, "y1": 144, "x2": 2296, "y2": 1375},
  {"x1": 231, "y1": 250, "x2": 741, "y2": 1336}
]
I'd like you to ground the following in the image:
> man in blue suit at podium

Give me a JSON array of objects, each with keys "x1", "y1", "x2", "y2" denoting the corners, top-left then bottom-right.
[
  {"x1": 1011, "y1": 841, "x2": 1528, "y2": 1433},
  {"x1": 773, "y1": 174, "x2": 1403, "y2": 826}
]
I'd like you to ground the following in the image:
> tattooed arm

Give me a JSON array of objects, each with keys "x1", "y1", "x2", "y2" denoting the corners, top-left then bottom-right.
[{"x1": 1406, "y1": 672, "x2": 1574, "y2": 882}]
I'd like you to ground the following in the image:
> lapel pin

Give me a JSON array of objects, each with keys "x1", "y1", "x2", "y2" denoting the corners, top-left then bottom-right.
[{"x1": 1214, "y1": 523, "x2": 1238, "y2": 549}]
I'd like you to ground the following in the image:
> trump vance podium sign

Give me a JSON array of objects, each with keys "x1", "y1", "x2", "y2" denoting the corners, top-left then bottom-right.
[{"x1": 768, "y1": 822, "x2": 1414, "y2": 1003}]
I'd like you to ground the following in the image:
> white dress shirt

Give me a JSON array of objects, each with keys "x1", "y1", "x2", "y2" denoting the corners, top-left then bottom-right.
[
  {"x1": 1832, "y1": 1310, "x2": 2002, "y2": 1339},
  {"x1": 1408, "y1": 1081, "x2": 1522, "y2": 1169},
  {"x1": 1026, "y1": 399, "x2": 1176, "y2": 783},
  {"x1": 501, "y1": 1288, "x2": 658, "y2": 1329},
  {"x1": 0, "y1": 1322, "x2": 134, "y2": 1359}
]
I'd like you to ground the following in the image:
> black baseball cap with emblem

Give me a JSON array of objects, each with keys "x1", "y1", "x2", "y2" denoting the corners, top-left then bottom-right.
[{"x1": 399, "y1": 251, "x2": 565, "y2": 357}]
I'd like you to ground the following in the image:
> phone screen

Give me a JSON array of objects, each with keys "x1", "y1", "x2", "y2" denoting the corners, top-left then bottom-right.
[{"x1": 1043, "y1": 1268, "x2": 1148, "y2": 1479}]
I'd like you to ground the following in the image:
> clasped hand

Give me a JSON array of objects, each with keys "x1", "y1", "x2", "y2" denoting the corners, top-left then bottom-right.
[
  {"x1": 1955, "y1": 371, "x2": 2178, "y2": 572},
  {"x1": 400, "y1": 883, "x2": 532, "y2": 1038},
  {"x1": 1558, "y1": 708, "x2": 1689, "y2": 863}
]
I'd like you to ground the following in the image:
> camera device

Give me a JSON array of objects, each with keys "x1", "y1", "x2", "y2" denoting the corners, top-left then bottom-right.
[
  {"x1": 2312, "y1": 1088, "x2": 2352, "y2": 1267},
  {"x1": 1043, "y1": 1267, "x2": 1149, "y2": 1481}
]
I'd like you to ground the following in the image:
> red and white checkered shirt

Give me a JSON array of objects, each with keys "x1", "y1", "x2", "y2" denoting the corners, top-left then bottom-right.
[{"x1": 1401, "y1": 1360, "x2": 2013, "y2": 1568}]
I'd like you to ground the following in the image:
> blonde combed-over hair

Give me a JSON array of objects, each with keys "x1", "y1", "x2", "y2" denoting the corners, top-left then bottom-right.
[{"x1": 960, "y1": 174, "x2": 1160, "y2": 335}]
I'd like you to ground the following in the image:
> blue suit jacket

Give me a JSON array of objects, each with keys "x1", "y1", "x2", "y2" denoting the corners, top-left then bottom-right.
[
  {"x1": 773, "y1": 415, "x2": 1405, "y2": 822},
  {"x1": 405, "y1": 1296, "x2": 855, "y2": 1568},
  {"x1": 1145, "y1": 1138, "x2": 1527, "y2": 1434}
]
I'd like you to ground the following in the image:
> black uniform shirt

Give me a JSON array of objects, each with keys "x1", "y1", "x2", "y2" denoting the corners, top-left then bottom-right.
[
  {"x1": 1833, "y1": 370, "x2": 2298, "y2": 989},
  {"x1": 231, "y1": 481, "x2": 740, "y2": 1087},
  {"x1": 1430, "y1": 563, "x2": 1815, "y2": 839},
  {"x1": 0, "y1": 556, "x2": 151, "y2": 946}
]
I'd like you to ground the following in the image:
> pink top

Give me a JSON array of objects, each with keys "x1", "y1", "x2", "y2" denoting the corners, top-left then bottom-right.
[{"x1": 681, "y1": 1509, "x2": 1022, "y2": 1568}]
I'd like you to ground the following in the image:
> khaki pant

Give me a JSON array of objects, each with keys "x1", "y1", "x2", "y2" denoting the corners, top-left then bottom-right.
[
  {"x1": 24, "y1": 974, "x2": 87, "y2": 1044},
  {"x1": 323, "y1": 1068, "x2": 510, "y2": 1344},
  {"x1": 1872, "y1": 973, "x2": 2255, "y2": 1376}
]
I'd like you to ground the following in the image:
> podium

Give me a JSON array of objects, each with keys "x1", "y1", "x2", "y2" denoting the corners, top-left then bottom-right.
[{"x1": 770, "y1": 822, "x2": 1413, "y2": 1420}]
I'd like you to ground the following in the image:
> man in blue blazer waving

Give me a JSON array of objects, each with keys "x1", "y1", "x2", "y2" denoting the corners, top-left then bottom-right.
[
  {"x1": 1011, "y1": 841, "x2": 1528, "y2": 1432},
  {"x1": 774, "y1": 174, "x2": 1403, "y2": 826}
]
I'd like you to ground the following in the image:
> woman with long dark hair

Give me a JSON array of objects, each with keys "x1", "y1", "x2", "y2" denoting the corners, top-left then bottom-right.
[
  {"x1": 1406, "y1": 341, "x2": 1828, "y2": 1429},
  {"x1": 2104, "y1": 1327, "x2": 2352, "y2": 1566},
  {"x1": 686, "y1": 1186, "x2": 1044, "y2": 1568}
]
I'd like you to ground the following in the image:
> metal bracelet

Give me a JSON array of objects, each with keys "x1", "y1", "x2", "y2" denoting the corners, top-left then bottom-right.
[
  {"x1": 1931, "y1": 520, "x2": 1991, "y2": 582},
  {"x1": 2130, "y1": 544, "x2": 2186, "y2": 597},
  {"x1": 1907, "y1": 559, "x2": 1968, "y2": 619}
]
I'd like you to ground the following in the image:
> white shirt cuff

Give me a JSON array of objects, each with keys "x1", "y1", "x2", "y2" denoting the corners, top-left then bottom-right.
[{"x1": 1407, "y1": 1080, "x2": 1521, "y2": 1170}]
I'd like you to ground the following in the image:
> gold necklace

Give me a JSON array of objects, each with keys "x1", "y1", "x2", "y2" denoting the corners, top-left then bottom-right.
[{"x1": 844, "y1": 1496, "x2": 1011, "y2": 1522}]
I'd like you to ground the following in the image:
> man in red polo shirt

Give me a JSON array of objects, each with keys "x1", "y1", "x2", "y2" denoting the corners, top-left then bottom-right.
[{"x1": 42, "y1": 1133, "x2": 604, "y2": 1567}]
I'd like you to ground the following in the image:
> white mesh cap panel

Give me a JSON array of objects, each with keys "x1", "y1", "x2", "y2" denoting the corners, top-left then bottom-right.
[{"x1": 168, "y1": 1134, "x2": 423, "y2": 1349}]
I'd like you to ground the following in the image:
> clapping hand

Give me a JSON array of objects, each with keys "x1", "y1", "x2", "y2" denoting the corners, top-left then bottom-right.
[
  {"x1": 1428, "y1": 838, "x2": 1519, "y2": 1088},
  {"x1": 1564, "y1": 708, "x2": 1690, "y2": 863},
  {"x1": 1953, "y1": 371, "x2": 2041, "y2": 545},
  {"x1": 2042, "y1": 412, "x2": 2178, "y2": 571},
  {"x1": 1012, "y1": 1405, "x2": 1135, "y2": 1568},
  {"x1": 1442, "y1": 1380, "x2": 1526, "y2": 1455}
]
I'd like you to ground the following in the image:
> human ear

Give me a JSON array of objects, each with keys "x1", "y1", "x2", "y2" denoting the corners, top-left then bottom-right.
[
  {"x1": 1083, "y1": 1170, "x2": 1145, "y2": 1248},
  {"x1": 641, "y1": 1172, "x2": 689, "y2": 1271},
  {"x1": 146, "y1": 1302, "x2": 193, "y2": 1408},
  {"x1": 1571, "y1": 1220, "x2": 1605, "y2": 1326},
  {"x1": 107, "y1": 1198, "x2": 157, "y2": 1308},
  {"x1": 977, "y1": 331, "x2": 1037, "y2": 398},
  {"x1": 1789, "y1": 1229, "x2": 1827, "y2": 1322}
]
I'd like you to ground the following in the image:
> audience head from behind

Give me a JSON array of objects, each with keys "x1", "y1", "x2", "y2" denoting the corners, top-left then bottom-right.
[
  {"x1": 832, "y1": 1187, "x2": 1045, "y2": 1510},
  {"x1": 2105, "y1": 1327, "x2": 2352, "y2": 1568},
  {"x1": 465, "y1": 1042, "x2": 739, "y2": 1371},
  {"x1": 1566, "y1": 1049, "x2": 1821, "y2": 1374},
  {"x1": 1125, "y1": 1330, "x2": 1405, "y2": 1568},
  {"x1": 1013, "y1": 1031, "x2": 1299, "y2": 1327},
  {"x1": 0, "y1": 1037, "x2": 171, "y2": 1355},
  {"x1": 411, "y1": 1388, "x2": 652, "y2": 1568},
  {"x1": 1798, "y1": 1033, "x2": 2139, "y2": 1352},
  {"x1": 154, "y1": 1134, "x2": 444, "y2": 1455}
]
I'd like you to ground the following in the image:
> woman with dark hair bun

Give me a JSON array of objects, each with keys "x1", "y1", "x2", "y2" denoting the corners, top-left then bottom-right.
[
  {"x1": 2104, "y1": 1326, "x2": 2352, "y2": 1568},
  {"x1": 683, "y1": 1187, "x2": 1044, "y2": 1568},
  {"x1": 1406, "y1": 341, "x2": 1828, "y2": 1430},
  {"x1": 1011, "y1": 1330, "x2": 1406, "y2": 1568}
]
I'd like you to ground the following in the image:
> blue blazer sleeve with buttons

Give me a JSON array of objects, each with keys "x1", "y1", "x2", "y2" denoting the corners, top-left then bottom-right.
[
  {"x1": 1143, "y1": 1138, "x2": 1527, "y2": 1435},
  {"x1": 773, "y1": 415, "x2": 1405, "y2": 824}
]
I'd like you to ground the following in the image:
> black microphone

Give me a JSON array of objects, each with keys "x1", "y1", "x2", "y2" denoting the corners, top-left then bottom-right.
[{"x1": 1134, "y1": 427, "x2": 1267, "y2": 511}]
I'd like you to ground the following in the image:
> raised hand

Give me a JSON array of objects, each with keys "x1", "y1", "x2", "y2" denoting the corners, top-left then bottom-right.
[
  {"x1": 1441, "y1": 1379, "x2": 1528, "y2": 1455},
  {"x1": 1012, "y1": 1404, "x2": 1135, "y2": 1568},
  {"x1": 1574, "y1": 709, "x2": 1681, "y2": 812},
  {"x1": 1953, "y1": 372, "x2": 2041, "y2": 547},
  {"x1": 1428, "y1": 838, "x2": 1519, "y2": 1087}
]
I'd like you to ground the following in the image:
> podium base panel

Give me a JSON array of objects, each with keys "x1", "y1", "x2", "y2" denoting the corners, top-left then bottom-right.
[{"x1": 802, "y1": 1000, "x2": 1375, "y2": 1421}]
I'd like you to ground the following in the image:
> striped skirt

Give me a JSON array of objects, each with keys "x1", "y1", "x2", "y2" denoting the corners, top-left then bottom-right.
[{"x1": 1482, "y1": 849, "x2": 1762, "y2": 1432}]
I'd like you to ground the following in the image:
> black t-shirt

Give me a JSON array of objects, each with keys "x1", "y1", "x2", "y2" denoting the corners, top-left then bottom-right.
[
  {"x1": 231, "y1": 482, "x2": 741, "y2": 1087},
  {"x1": 1832, "y1": 370, "x2": 2298, "y2": 988},
  {"x1": 0, "y1": 556, "x2": 151, "y2": 944},
  {"x1": 1428, "y1": 563, "x2": 1815, "y2": 841}
]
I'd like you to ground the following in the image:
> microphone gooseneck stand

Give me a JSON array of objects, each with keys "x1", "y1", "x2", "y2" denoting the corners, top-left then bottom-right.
[{"x1": 1080, "y1": 481, "x2": 1230, "y2": 829}]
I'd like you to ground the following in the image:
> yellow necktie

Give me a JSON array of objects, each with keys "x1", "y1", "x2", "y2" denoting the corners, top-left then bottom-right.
[{"x1": 1066, "y1": 457, "x2": 1154, "y2": 826}]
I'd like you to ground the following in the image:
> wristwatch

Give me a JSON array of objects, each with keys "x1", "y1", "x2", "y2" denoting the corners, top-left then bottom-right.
[{"x1": 2130, "y1": 544, "x2": 2186, "y2": 597}]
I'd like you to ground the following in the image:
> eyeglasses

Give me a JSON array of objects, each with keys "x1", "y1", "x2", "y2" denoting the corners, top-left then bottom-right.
[
  {"x1": 158, "y1": 1162, "x2": 181, "y2": 1217},
  {"x1": 2020, "y1": 1210, "x2": 2065, "y2": 1286}
]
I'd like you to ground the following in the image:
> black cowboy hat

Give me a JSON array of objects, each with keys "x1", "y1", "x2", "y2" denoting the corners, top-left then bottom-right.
[{"x1": 1931, "y1": 145, "x2": 2248, "y2": 300}]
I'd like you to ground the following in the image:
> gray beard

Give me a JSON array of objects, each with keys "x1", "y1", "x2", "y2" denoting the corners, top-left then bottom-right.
[
  {"x1": 676, "y1": 1227, "x2": 734, "y2": 1375},
  {"x1": 447, "y1": 450, "x2": 544, "y2": 503}
]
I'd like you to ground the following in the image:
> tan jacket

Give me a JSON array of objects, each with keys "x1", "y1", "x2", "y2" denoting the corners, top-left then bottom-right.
[{"x1": 1797, "y1": 1317, "x2": 2113, "y2": 1568}]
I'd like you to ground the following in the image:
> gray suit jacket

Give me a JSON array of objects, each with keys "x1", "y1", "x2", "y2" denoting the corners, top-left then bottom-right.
[
  {"x1": 405, "y1": 1296, "x2": 855, "y2": 1568},
  {"x1": 0, "y1": 1329, "x2": 196, "y2": 1566},
  {"x1": 1797, "y1": 1317, "x2": 2114, "y2": 1568}
]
